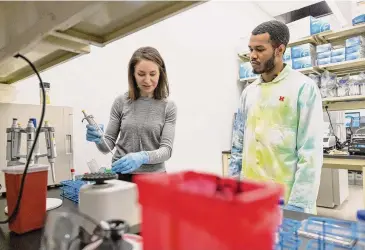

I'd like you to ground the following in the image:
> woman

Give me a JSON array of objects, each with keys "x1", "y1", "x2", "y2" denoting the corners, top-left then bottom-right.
[{"x1": 86, "y1": 46, "x2": 177, "y2": 182}]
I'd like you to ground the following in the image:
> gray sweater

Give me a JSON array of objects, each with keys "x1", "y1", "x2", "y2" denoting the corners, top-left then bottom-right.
[{"x1": 97, "y1": 93, "x2": 177, "y2": 173}]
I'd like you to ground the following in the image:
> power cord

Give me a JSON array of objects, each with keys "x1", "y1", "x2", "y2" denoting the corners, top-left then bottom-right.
[{"x1": 0, "y1": 54, "x2": 46, "y2": 224}]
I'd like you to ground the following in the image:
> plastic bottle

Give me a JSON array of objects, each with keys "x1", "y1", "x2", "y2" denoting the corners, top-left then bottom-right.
[
  {"x1": 71, "y1": 169, "x2": 75, "y2": 181},
  {"x1": 357, "y1": 210, "x2": 365, "y2": 249}
]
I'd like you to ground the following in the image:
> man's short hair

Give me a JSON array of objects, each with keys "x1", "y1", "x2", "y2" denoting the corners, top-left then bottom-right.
[{"x1": 252, "y1": 20, "x2": 290, "y2": 48}]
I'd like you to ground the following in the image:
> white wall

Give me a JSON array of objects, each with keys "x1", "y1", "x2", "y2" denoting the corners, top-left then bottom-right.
[{"x1": 0, "y1": 1, "x2": 271, "y2": 175}]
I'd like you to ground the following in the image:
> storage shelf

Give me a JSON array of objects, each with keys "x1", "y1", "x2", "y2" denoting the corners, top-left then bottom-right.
[
  {"x1": 297, "y1": 67, "x2": 321, "y2": 75},
  {"x1": 238, "y1": 24, "x2": 365, "y2": 61},
  {"x1": 318, "y1": 58, "x2": 365, "y2": 76},
  {"x1": 239, "y1": 76, "x2": 258, "y2": 83},
  {"x1": 323, "y1": 95, "x2": 365, "y2": 103},
  {"x1": 323, "y1": 23, "x2": 365, "y2": 43}
]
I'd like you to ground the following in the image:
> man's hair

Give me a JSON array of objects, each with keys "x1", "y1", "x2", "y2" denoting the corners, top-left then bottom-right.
[{"x1": 252, "y1": 20, "x2": 290, "y2": 48}]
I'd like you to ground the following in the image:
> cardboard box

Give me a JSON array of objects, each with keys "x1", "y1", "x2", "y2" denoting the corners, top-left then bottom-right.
[
  {"x1": 292, "y1": 56, "x2": 316, "y2": 69},
  {"x1": 291, "y1": 43, "x2": 316, "y2": 59}
]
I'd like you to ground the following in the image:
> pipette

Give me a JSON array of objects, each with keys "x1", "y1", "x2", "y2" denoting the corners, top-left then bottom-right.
[{"x1": 82, "y1": 110, "x2": 114, "y2": 157}]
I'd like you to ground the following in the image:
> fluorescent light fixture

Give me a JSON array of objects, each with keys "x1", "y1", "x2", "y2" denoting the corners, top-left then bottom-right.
[{"x1": 325, "y1": 0, "x2": 348, "y2": 27}]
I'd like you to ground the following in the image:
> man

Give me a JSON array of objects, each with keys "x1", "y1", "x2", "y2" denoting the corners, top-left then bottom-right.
[{"x1": 229, "y1": 20, "x2": 323, "y2": 214}]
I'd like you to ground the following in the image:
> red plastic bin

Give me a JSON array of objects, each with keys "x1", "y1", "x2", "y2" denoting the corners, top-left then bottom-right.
[
  {"x1": 2, "y1": 164, "x2": 49, "y2": 234},
  {"x1": 134, "y1": 171, "x2": 284, "y2": 250}
]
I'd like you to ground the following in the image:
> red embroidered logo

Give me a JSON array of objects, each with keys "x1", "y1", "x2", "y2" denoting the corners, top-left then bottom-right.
[{"x1": 279, "y1": 96, "x2": 285, "y2": 101}]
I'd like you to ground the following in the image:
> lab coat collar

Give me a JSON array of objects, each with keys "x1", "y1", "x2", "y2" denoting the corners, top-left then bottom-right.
[{"x1": 255, "y1": 63, "x2": 291, "y2": 85}]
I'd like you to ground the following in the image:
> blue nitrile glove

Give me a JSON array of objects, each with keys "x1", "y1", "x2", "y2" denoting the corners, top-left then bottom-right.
[
  {"x1": 284, "y1": 204, "x2": 304, "y2": 212},
  {"x1": 111, "y1": 152, "x2": 149, "y2": 174},
  {"x1": 86, "y1": 124, "x2": 104, "y2": 144}
]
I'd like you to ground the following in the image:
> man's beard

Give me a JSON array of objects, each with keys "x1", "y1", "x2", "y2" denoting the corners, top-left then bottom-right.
[{"x1": 252, "y1": 53, "x2": 276, "y2": 74}]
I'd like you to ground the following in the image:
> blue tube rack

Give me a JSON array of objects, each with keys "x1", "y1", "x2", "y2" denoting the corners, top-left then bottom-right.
[
  {"x1": 60, "y1": 179, "x2": 91, "y2": 203},
  {"x1": 275, "y1": 216, "x2": 359, "y2": 250}
]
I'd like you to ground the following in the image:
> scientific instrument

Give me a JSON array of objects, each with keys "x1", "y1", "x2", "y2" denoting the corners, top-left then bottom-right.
[
  {"x1": 6, "y1": 118, "x2": 57, "y2": 183},
  {"x1": 5, "y1": 118, "x2": 62, "y2": 212},
  {"x1": 323, "y1": 122, "x2": 337, "y2": 150},
  {"x1": 348, "y1": 129, "x2": 365, "y2": 155},
  {"x1": 82, "y1": 110, "x2": 114, "y2": 157},
  {"x1": 40, "y1": 208, "x2": 142, "y2": 250},
  {"x1": 78, "y1": 173, "x2": 141, "y2": 234}
]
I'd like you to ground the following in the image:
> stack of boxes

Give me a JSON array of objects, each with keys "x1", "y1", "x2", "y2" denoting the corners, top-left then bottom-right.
[
  {"x1": 239, "y1": 62, "x2": 258, "y2": 80},
  {"x1": 317, "y1": 44, "x2": 332, "y2": 66},
  {"x1": 291, "y1": 43, "x2": 316, "y2": 69},
  {"x1": 331, "y1": 47, "x2": 346, "y2": 63},
  {"x1": 345, "y1": 36, "x2": 365, "y2": 61},
  {"x1": 283, "y1": 49, "x2": 292, "y2": 67}
]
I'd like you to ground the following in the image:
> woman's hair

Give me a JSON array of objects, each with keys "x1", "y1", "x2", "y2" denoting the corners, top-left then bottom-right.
[{"x1": 128, "y1": 46, "x2": 169, "y2": 100}]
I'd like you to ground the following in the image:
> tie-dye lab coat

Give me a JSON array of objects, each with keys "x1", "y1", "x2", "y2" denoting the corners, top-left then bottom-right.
[{"x1": 229, "y1": 65, "x2": 323, "y2": 214}]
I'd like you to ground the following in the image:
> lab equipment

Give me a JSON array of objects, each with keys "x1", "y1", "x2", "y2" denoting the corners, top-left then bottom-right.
[
  {"x1": 6, "y1": 118, "x2": 57, "y2": 183},
  {"x1": 323, "y1": 121, "x2": 337, "y2": 150},
  {"x1": 40, "y1": 208, "x2": 142, "y2": 250},
  {"x1": 111, "y1": 152, "x2": 149, "y2": 174},
  {"x1": 134, "y1": 171, "x2": 283, "y2": 250},
  {"x1": 82, "y1": 110, "x2": 114, "y2": 157},
  {"x1": 79, "y1": 173, "x2": 141, "y2": 235}
]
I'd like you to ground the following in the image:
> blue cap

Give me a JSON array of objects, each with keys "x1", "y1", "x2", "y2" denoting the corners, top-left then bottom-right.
[
  {"x1": 30, "y1": 118, "x2": 37, "y2": 128},
  {"x1": 279, "y1": 199, "x2": 285, "y2": 206},
  {"x1": 357, "y1": 210, "x2": 365, "y2": 221}
]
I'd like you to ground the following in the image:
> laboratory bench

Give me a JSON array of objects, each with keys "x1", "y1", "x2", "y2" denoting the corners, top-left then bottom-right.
[
  {"x1": 0, "y1": 188, "x2": 139, "y2": 250},
  {"x1": 0, "y1": 188, "x2": 357, "y2": 250},
  {"x1": 222, "y1": 150, "x2": 365, "y2": 207}
]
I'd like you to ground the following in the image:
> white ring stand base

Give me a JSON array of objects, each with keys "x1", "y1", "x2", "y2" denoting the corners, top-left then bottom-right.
[{"x1": 4, "y1": 198, "x2": 63, "y2": 214}]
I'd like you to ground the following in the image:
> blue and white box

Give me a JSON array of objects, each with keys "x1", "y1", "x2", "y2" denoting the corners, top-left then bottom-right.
[
  {"x1": 239, "y1": 62, "x2": 253, "y2": 79},
  {"x1": 317, "y1": 51, "x2": 331, "y2": 59},
  {"x1": 331, "y1": 48, "x2": 346, "y2": 57},
  {"x1": 346, "y1": 36, "x2": 365, "y2": 47},
  {"x1": 284, "y1": 59, "x2": 292, "y2": 67},
  {"x1": 292, "y1": 56, "x2": 316, "y2": 69},
  {"x1": 317, "y1": 57, "x2": 331, "y2": 66},
  {"x1": 291, "y1": 43, "x2": 315, "y2": 59},
  {"x1": 346, "y1": 51, "x2": 365, "y2": 61},
  {"x1": 310, "y1": 15, "x2": 340, "y2": 35},
  {"x1": 316, "y1": 44, "x2": 332, "y2": 53},
  {"x1": 346, "y1": 44, "x2": 365, "y2": 55},
  {"x1": 353, "y1": 14, "x2": 365, "y2": 26},
  {"x1": 283, "y1": 49, "x2": 291, "y2": 61},
  {"x1": 331, "y1": 54, "x2": 346, "y2": 63}
]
